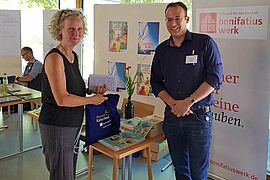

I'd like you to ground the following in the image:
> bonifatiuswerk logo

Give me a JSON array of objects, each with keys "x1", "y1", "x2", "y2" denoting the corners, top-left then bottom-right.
[{"x1": 200, "y1": 13, "x2": 217, "y2": 33}]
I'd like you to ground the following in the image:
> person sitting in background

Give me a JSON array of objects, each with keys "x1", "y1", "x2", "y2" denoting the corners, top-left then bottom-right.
[{"x1": 16, "y1": 47, "x2": 43, "y2": 87}]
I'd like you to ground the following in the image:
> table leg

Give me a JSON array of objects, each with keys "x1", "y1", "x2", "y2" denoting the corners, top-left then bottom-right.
[
  {"x1": 122, "y1": 157, "x2": 126, "y2": 180},
  {"x1": 112, "y1": 158, "x2": 119, "y2": 180},
  {"x1": 127, "y1": 155, "x2": 132, "y2": 180},
  {"x1": 145, "y1": 147, "x2": 152, "y2": 180},
  {"x1": 18, "y1": 103, "x2": 23, "y2": 151},
  {"x1": 88, "y1": 146, "x2": 93, "y2": 180}
]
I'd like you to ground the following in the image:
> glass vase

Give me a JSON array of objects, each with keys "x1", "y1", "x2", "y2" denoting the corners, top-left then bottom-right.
[{"x1": 124, "y1": 97, "x2": 134, "y2": 119}]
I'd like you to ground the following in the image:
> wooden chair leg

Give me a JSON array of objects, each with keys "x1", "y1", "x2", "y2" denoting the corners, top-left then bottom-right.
[
  {"x1": 88, "y1": 146, "x2": 93, "y2": 180},
  {"x1": 146, "y1": 147, "x2": 153, "y2": 180},
  {"x1": 7, "y1": 106, "x2": 10, "y2": 115},
  {"x1": 112, "y1": 158, "x2": 119, "y2": 180}
]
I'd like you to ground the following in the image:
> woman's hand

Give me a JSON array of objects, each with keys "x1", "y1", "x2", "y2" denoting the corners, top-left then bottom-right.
[
  {"x1": 93, "y1": 84, "x2": 107, "y2": 94},
  {"x1": 90, "y1": 94, "x2": 108, "y2": 105}
]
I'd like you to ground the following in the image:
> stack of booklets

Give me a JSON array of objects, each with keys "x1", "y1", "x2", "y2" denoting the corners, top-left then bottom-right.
[
  {"x1": 99, "y1": 120, "x2": 154, "y2": 151},
  {"x1": 145, "y1": 115, "x2": 164, "y2": 137},
  {"x1": 120, "y1": 115, "x2": 164, "y2": 137},
  {"x1": 120, "y1": 117, "x2": 143, "y2": 130}
]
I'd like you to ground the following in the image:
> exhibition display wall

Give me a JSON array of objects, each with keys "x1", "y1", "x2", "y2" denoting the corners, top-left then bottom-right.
[{"x1": 94, "y1": 3, "x2": 169, "y2": 116}]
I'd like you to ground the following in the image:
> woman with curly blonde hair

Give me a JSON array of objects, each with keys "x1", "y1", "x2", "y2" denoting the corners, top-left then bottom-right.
[{"x1": 39, "y1": 9, "x2": 107, "y2": 180}]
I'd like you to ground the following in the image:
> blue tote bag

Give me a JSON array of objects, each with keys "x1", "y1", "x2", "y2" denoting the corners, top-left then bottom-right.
[{"x1": 85, "y1": 94, "x2": 121, "y2": 146}]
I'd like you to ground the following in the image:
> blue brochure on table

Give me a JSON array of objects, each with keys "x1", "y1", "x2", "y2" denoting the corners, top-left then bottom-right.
[{"x1": 99, "y1": 120, "x2": 153, "y2": 151}]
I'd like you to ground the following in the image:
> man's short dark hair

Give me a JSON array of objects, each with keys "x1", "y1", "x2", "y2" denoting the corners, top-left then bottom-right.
[
  {"x1": 21, "y1": 46, "x2": 33, "y2": 54},
  {"x1": 165, "y1": 2, "x2": 188, "y2": 16}
]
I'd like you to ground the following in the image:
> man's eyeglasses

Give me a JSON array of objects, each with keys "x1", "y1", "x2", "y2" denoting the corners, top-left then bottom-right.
[
  {"x1": 165, "y1": 16, "x2": 186, "y2": 23},
  {"x1": 21, "y1": 52, "x2": 28, "y2": 57}
]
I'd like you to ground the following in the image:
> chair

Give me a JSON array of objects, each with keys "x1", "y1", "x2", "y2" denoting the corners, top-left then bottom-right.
[
  {"x1": 27, "y1": 108, "x2": 40, "y2": 130},
  {"x1": 121, "y1": 98, "x2": 155, "y2": 118}
]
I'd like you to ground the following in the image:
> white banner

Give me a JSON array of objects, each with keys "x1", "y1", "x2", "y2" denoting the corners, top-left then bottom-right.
[
  {"x1": 194, "y1": 5, "x2": 270, "y2": 180},
  {"x1": 196, "y1": 6, "x2": 268, "y2": 40},
  {"x1": 0, "y1": 10, "x2": 20, "y2": 56}
]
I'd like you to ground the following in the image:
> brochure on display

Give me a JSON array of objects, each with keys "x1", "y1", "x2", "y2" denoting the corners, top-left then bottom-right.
[
  {"x1": 99, "y1": 120, "x2": 154, "y2": 151},
  {"x1": 88, "y1": 74, "x2": 117, "y2": 92}
]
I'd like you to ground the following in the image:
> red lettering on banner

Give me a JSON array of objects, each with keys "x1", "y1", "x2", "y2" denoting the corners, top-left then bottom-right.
[
  {"x1": 213, "y1": 97, "x2": 239, "y2": 112},
  {"x1": 213, "y1": 89, "x2": 219, "y2": 95},
  {"x1": 218, "y1": 26, "x2": 239, "y2": 34},
  {"x1": 222, "y1": 74, "x2": 240, "y2": 84},
  {"x1": 218, "y1": 17, "x2": 263, "y2": 26},
  {"x1": 213, "y1": 74, "x2": 240, "y2": 113}
]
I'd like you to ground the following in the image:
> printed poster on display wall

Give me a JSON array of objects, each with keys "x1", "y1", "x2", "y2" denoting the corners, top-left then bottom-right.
[
  {"x1": 136, "y1": 63, "x2": 153, "y2": 96},
  {"x1": 137, "y1": 22, "x2": 159, "y2": 55},
  {"x1": 109, "y1": 21, "x2": 128, "y2": 52}
]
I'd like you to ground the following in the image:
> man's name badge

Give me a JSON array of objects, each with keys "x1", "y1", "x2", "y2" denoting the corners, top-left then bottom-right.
[{"x1": 185, "y1": 55, "x2": 198, "y2": 64}]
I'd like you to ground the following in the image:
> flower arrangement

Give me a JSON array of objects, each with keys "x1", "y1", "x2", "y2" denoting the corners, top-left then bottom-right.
[{"x1": 124, "y1": 57, "x2": 145, "y2": 100}]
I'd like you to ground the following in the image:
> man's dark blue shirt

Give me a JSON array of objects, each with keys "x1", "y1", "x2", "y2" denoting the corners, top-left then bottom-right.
[{"x1": 150, "y1": 30, "x2": 222, "y2": 112}]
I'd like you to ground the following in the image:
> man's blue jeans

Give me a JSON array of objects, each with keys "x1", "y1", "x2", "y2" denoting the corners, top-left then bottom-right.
[{"x1": 162, "y1": 111, "x2": 212, "y2": 180}]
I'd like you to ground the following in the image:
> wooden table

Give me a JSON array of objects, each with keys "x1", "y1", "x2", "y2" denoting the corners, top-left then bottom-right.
[
  {"x1": 88, "y1": 134, "x2": 165, "y2": 180},
  {"x1": 0, "y1": 84, "x2": 41, "y2": 159}
]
